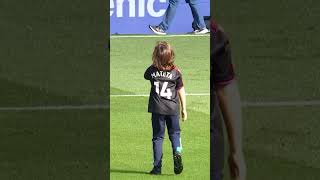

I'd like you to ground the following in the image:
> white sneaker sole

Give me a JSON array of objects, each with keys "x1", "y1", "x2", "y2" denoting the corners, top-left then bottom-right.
[
  {"x1": 149, "y1": 25, "x2": 167, "y2": 35},
  {"x1": 194, "y1": 29, "x2": 209, "y2": 34}
]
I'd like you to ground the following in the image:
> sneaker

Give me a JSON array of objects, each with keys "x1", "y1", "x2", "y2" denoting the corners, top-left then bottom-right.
[
  {"x1": 173, "y1": 153, "x2": 183, "y2": 174},
  {"x1": 149, "y1": 25, "x2": 167, "y2": 35},
  {"x1": 194, "y1": 28, "x2": 209, "y2": 34},
  {"x1": 149, "y1": 166, "x2": 161, "y2": 175}
]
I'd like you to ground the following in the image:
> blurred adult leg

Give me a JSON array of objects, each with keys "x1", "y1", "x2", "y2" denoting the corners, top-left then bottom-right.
[
  {"x1": 186, "y1": 0, "x2": 206, "y2": 30},
  {"x1": 211, "y1": 93, "x2": 224, "y2": 180},
  {"x1": 159, "y1": 0, "x2": 180, "y2": 31}
]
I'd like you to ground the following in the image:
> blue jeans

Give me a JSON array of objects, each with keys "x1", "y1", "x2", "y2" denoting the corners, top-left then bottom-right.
[
  {"x1": 151, "y1": 113, "x2": 181, "y2": 167},
  {"x1": 159, "y1": 0, "x2": 206, "y2": 31}
]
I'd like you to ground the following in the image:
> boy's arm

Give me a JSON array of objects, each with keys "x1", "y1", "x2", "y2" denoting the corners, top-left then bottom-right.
[
  {"x1": 178, "y1": 87, "x2": 187, "y2": 121},
  {"x1": 216, "y1": 80, "x2": 246, "y2": 180},
  {"x1": 212, "y1": 22, "x2": 246, "y2": 180}
]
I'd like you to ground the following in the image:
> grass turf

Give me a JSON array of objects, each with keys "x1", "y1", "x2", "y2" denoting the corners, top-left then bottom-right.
[
  {"x1": 110, "y1": 36, "x2": 210, "y2": 179},
  {"x1": 0, "y1": 0, "x2": 108, "y2": 179},
  {"x1": 217, "y1": 0, "x2": 320, "y2": 179},
  {"x1": 0, "y1": 110, "x2": 107, "y2": 180},
  {"x1": 1, "y1": 0, "x2": 319, "y2": 179}
]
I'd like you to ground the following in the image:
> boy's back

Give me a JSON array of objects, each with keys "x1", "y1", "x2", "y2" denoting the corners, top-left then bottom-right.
[
  {"x1": 144, "y1": 65, "x2": 183, "y2": 115},
  {"x1": 145, "y1": 41, "x2": 186, "y2": 175}
]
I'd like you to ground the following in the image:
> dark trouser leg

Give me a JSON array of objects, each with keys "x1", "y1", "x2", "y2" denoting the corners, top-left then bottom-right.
[
  {"x1": 166, "y1": 115, "x2": 181, "y2": 154},
  {"x1": 211, "y1": 94, "x2": 224, "y2": 180},
  {"x1": 152, "y1": 113, "x2": 166, "y2": 167}
]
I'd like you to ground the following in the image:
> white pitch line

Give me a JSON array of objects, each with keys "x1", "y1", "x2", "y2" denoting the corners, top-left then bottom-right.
[
  {"x1": 110, "y1": 34, "x2": 210, "y2": 38},
  {"x1": 111, "y1": 94, "x2": 320, "y2": 106},
  {"x1": 1, "y1": 100, "x2": 320, "y2": 111},
  {"x1": 242, "y1": 100, "x2": 320, "y2": 107},
  {"x1": 0, "y1": 104, "x2": 108, "y2": 111},
  {"x1": 110, "y1": 93, "x2": 210, "y2": 97}
]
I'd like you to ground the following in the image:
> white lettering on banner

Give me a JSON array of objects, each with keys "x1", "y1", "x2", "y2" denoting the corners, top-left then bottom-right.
[
  {"x1": 139, "y1": 0, "x2": 145, "y2": 17},
  {"x1": 147, "y1": 0, "x2": 166, "y2": 17},
  {"x1": 110, "y1": 0, "x2": 167, "y2": 17},
  {"x1": 110, "y1": 0, "x2": 114, "y2": 16},
  {"x1": 116, "y1": 0, "x2": 124, "y2": 17},
  {"x1": 128, "y1": 0, "x2": 135, "y2": 17}
]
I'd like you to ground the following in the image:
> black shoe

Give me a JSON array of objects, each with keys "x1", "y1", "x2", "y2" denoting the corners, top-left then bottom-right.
[
  {"x1": 149, "y1": 166, "x2": 161, "y2": 175},
  {"x1": 173, "y1": 153, "x2": 183, "y2": 174},
  {"x1": 149, "y1": 25, "x2": 167, "y2": 35}
]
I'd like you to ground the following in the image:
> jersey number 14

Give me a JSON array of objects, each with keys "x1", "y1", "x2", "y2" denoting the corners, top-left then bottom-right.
[{"x1": 154, "y1": 81, "x2": 172, "y2": 99}]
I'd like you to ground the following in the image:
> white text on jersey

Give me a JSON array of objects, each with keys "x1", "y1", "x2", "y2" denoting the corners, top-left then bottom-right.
[{"x1": 151, "y1": 71, "x2": 173, "y2": 79}]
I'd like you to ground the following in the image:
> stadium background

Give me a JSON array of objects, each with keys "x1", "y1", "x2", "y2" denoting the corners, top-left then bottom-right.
[
  {"x1": 110, "y1": 1, "x2": 211, "y2": 179},
  {"x1": 110, "y1": 0, "x2": 210, "y2": 34}
]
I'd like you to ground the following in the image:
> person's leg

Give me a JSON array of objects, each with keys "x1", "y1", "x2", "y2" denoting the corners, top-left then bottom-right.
[
  {"x1": 166, "y1": 115, "x2": 181, "y2": 153},
  {"x1": 151, "y1": 113, "x2": 166, "y2": 168},
  {"x1": 166, "y1": 115, "x2": 183, "y2": 174},
  {"x1": 186, "y1": 0, "x2": 206, "y2": 30},
  {"x1": 211, "y1": 93, "x2": 224, "y2": 180},
  {"x1": 159, "y1": 0, "x2": 180, "y2": 31}
]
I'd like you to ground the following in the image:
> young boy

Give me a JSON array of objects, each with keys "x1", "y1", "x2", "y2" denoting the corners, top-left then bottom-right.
[{"x1": 144, "y1": 41, "x2": 187, "y2": 175}]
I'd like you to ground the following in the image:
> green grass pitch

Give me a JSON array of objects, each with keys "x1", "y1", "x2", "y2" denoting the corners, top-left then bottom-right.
[
  {"x1": 110, "y1": 35, "x2": 210, "y2": 179},
  {"x1": 218, "y1": 0, "x2": 320, "y2": 179},
  {"x1": 0, "y1": 0, "x2": 107, "y2": 179},
  {"x1": 1, "y1": 0, "x2": 319, "y2": 179}
]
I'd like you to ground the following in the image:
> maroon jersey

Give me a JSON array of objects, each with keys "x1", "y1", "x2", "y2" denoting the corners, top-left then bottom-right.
[
  {"x1": 144, "y1": 65, "x2": 183, "y2": 115},
  {"x1": 211, "y1": 23, "x2": 235, "y2": 88},
  {"x1": 210, "y1": 22, "x2": 235, "y2": 176}
]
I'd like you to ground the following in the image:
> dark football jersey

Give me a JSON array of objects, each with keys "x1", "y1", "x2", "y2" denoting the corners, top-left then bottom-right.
[
  {"x1": 211, "y1": 24, "x2": 235, "y2": 89},
  {"x1": 211, "y1": 24, "x2": 235, "y2": 123},
  {"x1": 211, "y1": 24, "x2": 235, "y2": 175},
  {"x1": 144, "y1": 65, "x2": 183, "y2": 115}
]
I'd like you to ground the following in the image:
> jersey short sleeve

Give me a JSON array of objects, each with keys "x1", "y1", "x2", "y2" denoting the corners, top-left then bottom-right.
[
  {"x1": 175, "y1": 68, "x2": 183, "y2": 90},
  {"x1": 144, "y1": 66, "x2": 152, "y2": 80},
  {"x1": 211, "y1": 25, "x2": 235, "y2": 87}
]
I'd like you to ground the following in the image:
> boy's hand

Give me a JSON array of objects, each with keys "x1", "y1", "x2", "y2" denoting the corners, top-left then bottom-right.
[
  {"x1": 178, "y1": 87, "x2": 187, "y2": 121},
  {"x1": 228, "y1": 151, "x2": 246, "y2": 180},
  {"x1": 181, "y1": 110, "x2": 187, "y2": 121}
]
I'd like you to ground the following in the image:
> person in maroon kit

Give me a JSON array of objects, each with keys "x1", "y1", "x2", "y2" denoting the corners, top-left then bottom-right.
[{"x1": 211, "y1": 20, "x2": 246, "y2": 180}]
